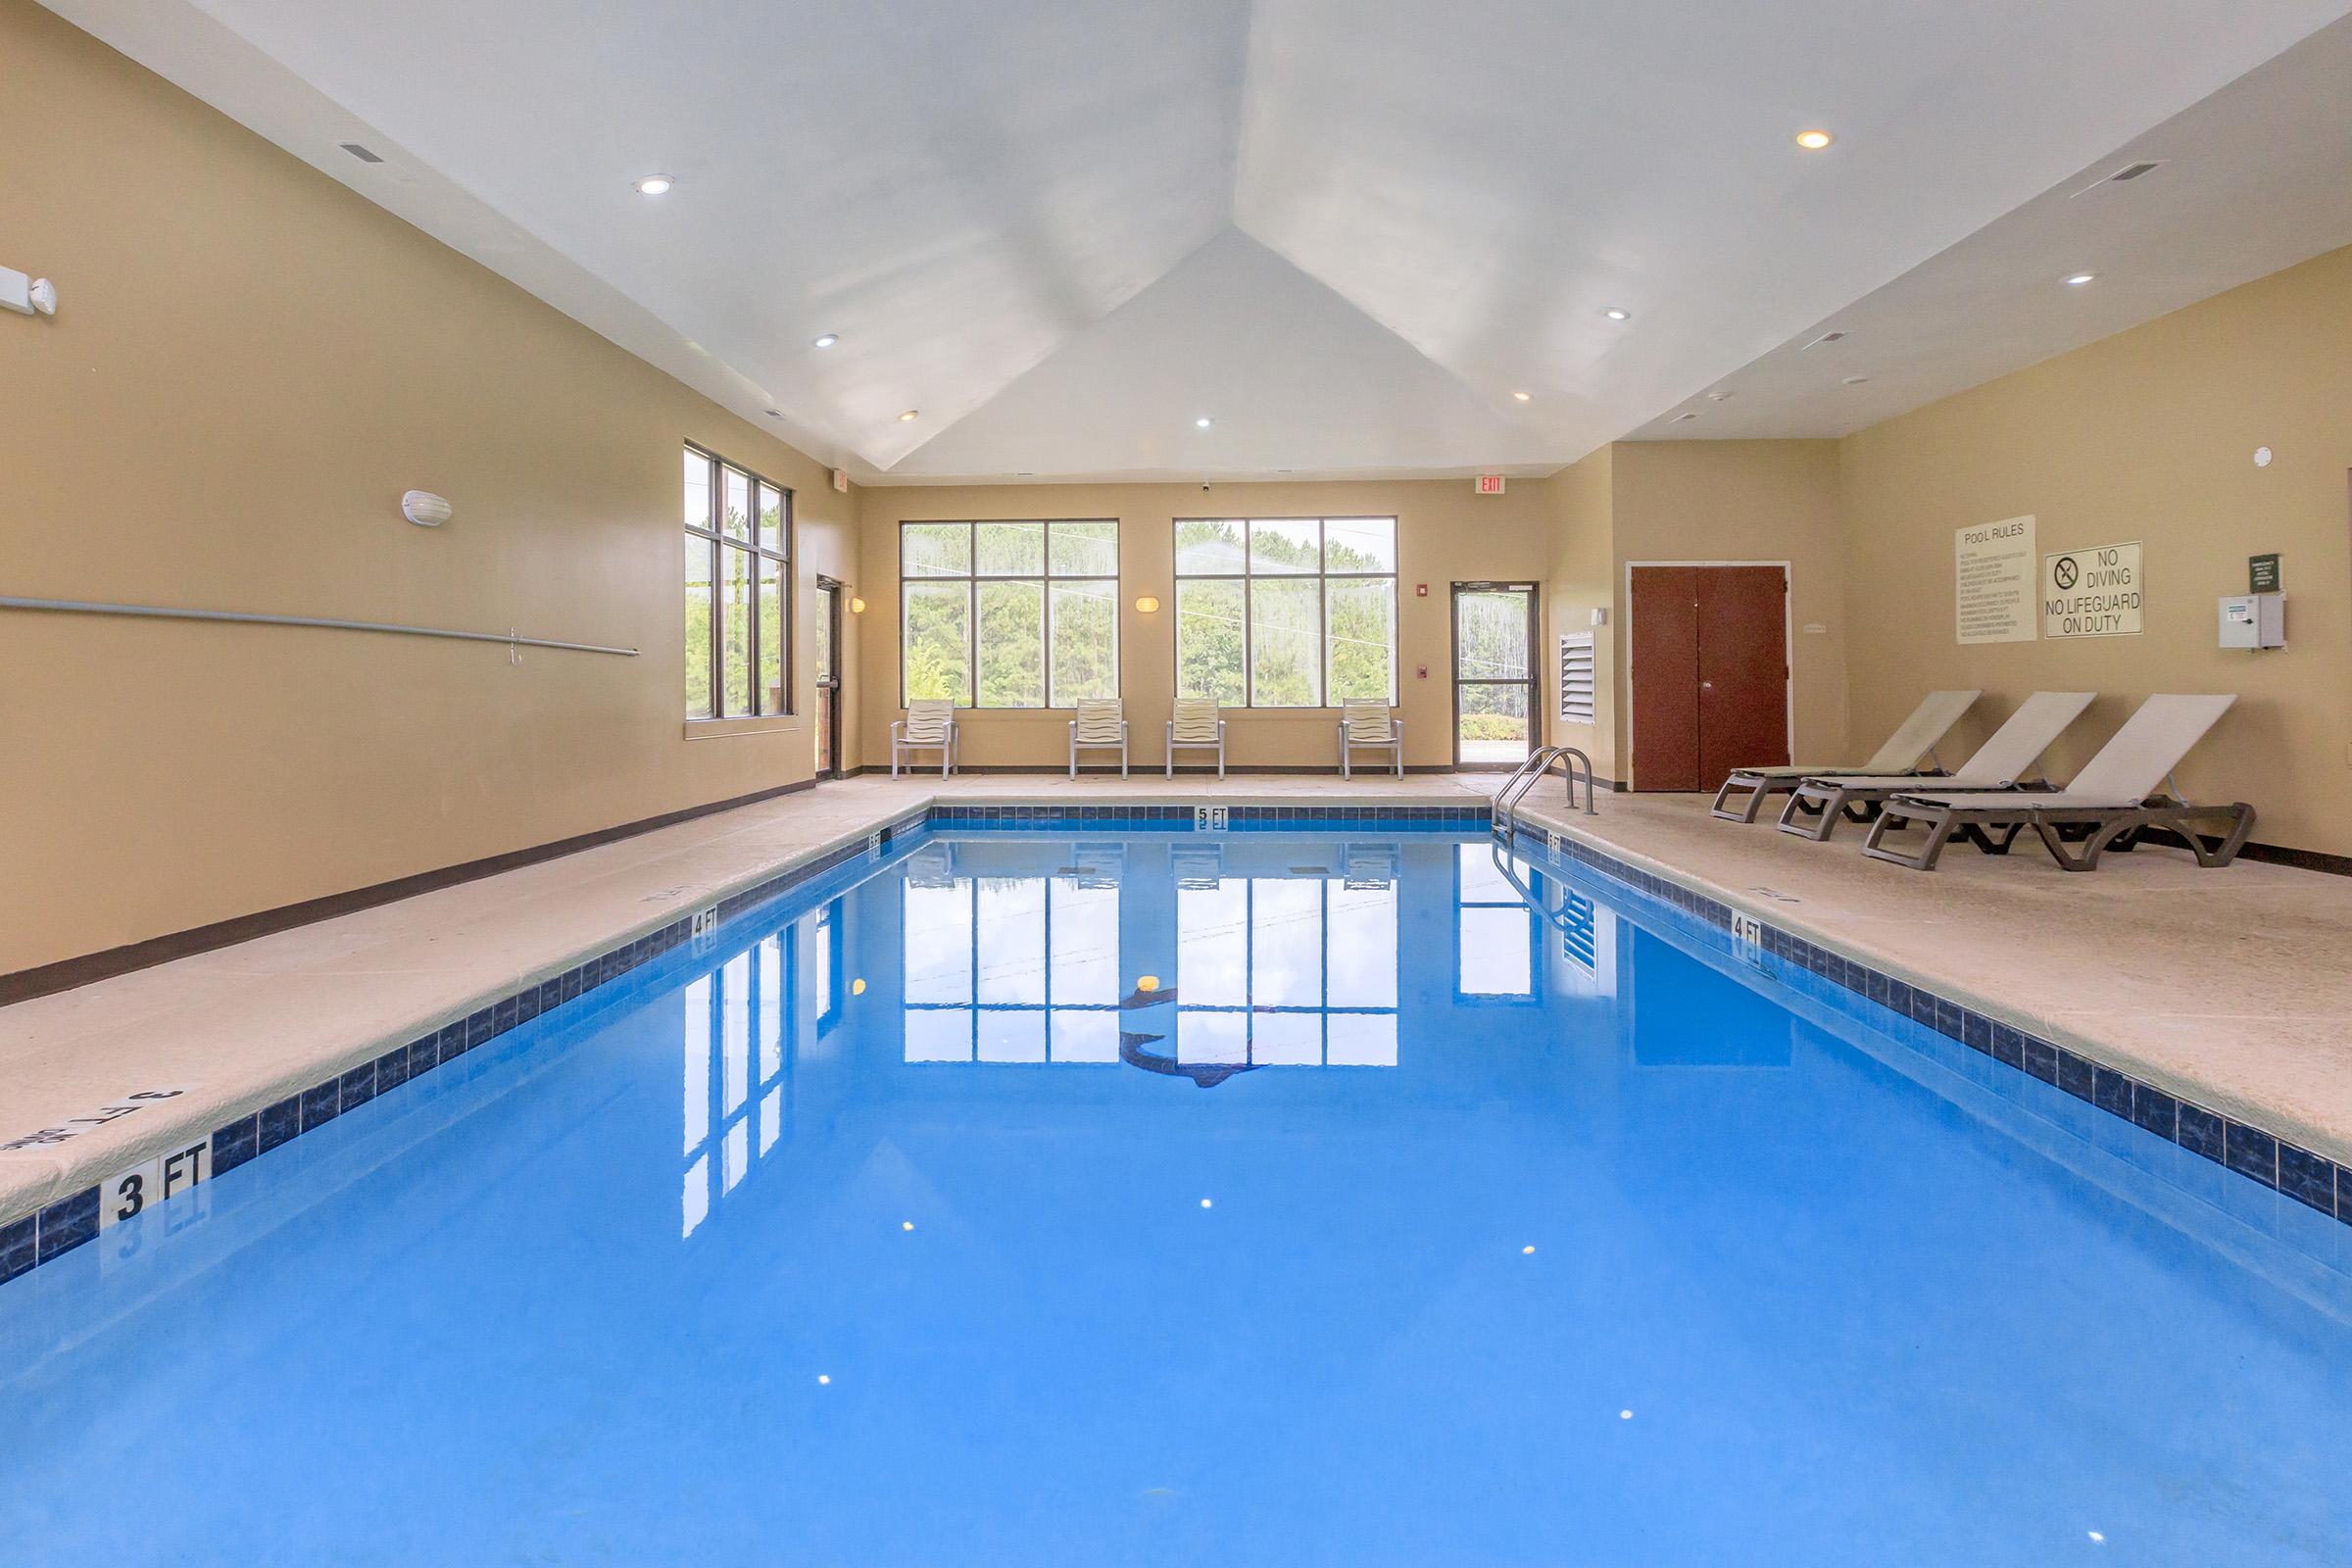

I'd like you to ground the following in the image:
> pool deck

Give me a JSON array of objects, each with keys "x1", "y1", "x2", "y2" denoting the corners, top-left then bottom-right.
[{"x1": 4, "y1": 771, "x2": 2350, "y2": 1236}]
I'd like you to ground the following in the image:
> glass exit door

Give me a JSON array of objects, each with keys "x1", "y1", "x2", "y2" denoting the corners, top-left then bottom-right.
[
  {"x1": 1451, "y1": 582, "x2": 1538, "y2": 769},
  {"x1": 814, "y1": 577, "x2": 843, "y2": 779}
]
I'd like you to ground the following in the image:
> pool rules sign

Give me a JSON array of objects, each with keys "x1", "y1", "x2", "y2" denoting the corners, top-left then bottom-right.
[
  {"x1": 1954, "y1": 515, "x2": 2036, "y2": 643},
  {"x1": 2043, "y1": 542, "x2": 2142, "y2": 638}
]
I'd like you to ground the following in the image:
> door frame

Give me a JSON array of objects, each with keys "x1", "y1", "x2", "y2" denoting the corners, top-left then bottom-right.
[
  {"x1": 1447, "y1": 580, "x2": 1542, "y2": 771},
  {"x1": 814, "y1": 574, "x2": 845, "y2": 780},
  {"x1": 1622, "y1": 561, "x2": 1793, "y2": 790}
]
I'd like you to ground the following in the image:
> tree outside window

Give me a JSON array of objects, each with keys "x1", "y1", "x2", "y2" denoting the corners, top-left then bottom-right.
[
  {"x1": 901, "y1": 521, "x2": 1119, "y2": 708},
  {"x1": 1175, "y1": 517, "x2": 1396, "y2": 707},
  {"x1": 683, "y1": 446, "x2": 791, "y2": 718}
]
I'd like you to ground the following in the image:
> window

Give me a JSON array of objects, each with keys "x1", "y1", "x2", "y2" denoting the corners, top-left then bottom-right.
[
  {"x1": 900, "y1": 520, "x2": 1119, "y2": 708},
  {"x1": 900, "y1": 845, "x2": 1123, "y2": 1062},
  {"x1": 1174, "y1": 517, "x2": 1396, "y2": 707},
  {"x1": 1175, "y1": 852, "x2": 1399, "y2": 1066},
  {"x1": 1454, "y1": 844, "x2": 1537, "y2": 1001},
  {"x1": 683, "y1": 446, "x2": 791, "y2": 719},
  {"x1": 681, "y1": 933, "x2": 791, "y2": 1238}
]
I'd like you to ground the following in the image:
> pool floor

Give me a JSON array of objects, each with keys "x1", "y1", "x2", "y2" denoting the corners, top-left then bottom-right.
[{"x1": 2, "y1": 831, "x2": 2346, "y2": 1565}]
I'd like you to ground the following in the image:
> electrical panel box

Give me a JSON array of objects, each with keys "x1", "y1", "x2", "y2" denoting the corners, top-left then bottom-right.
[{"x1": 2218, "y1": 592, "x2": 2285, "y2": 650}]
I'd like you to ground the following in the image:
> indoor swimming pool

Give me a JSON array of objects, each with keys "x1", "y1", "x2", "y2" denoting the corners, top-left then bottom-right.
[{"x1": 3, "y1": 826, "x2": 2347, "y2": 1566}]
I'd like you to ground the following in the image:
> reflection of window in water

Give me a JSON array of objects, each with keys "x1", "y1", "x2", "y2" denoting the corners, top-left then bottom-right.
[
  {"x1": 682, "y1": 932, "x2": 792, "y2": 1238},
  {"x1": 903, "y1": 854, "x2": 1121, "y2": 1063},
  {"x1": 1176, "y1": 869, "x2": 1398, "y2": 1067},
  {"x1": 811, "y1": 900, "x2": 843, "y2": 1035},
  {"x1": 1454, "y1": 844, "x2": 1537, "y2": 999}
]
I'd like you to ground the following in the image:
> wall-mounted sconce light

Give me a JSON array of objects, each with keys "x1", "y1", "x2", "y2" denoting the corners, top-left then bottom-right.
[
  {"x1": 401, "y1": 490, "x2": 453, "y2": 527},
  {"x1": 1134, "y1": 596, "x2": 1160, "y2": 613},
  {"x1": 850, "y1": 596, "x2": 866, "y2": 613}
]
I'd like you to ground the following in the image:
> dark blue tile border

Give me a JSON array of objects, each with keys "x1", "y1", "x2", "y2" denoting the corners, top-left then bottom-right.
[
  {"x1": 1508, "y1": 819, "x2": 2342, "y2": 1229},
  {"x1": 932, "y1": 802, "x2": 1492, "y2": 834},
  {"x1": 0, "y1": 803, "x2": 925, "y2": 1288},
  {"x1": 9, "y1": 799, "x2": 2328, "y2": 1292}
]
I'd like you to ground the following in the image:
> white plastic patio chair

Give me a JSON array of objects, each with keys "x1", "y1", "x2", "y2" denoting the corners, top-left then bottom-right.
[
  {"x1": 892, "y1": 698, "x2": 957, "y2": 778},
  {"x1": 1338, "y1": 698, "x2": 1402, "y2": 779},
  {"x1": 1068, "y1": 698, "x2": 1129, "y2": 777},
  {"x1": 1166, "y1": 698, "x2": 1227, "y2": 779}
]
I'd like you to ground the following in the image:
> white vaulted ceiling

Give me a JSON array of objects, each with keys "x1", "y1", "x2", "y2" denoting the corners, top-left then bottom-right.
[{"x1": 44, "y1": 0, "x2": 2352, "y2": 482}]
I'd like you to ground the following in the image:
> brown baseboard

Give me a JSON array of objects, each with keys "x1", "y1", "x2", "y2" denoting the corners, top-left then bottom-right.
[
  {"x1": 0, "y1": 777, "x2": 821, "y2": 1008},
  {"x1": 2134, "y1": 825, "x2": 2351, "y2": 877}
]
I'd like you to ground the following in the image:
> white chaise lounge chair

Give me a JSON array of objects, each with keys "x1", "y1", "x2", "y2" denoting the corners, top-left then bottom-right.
[
  {"x1": 1863, "y1": 694, "x2": 2254, "y2": 871},
  {"x1": 1166, "y1": 697, "x2": 1226, "y2": 778},
  {"x1": 1709, "y1": 690, "x2": 1980, "y2": 823},
  {"x1": 1069, "y1": 698, "x2": 1129, "y2": 777},
  {"x1": 1776, "y1": 691, "x2": 2095, "y2": 841},
  {"x1": 1339, "y1": 698, "x2": 1402, "y2": 778},
  {"x1": 892, "y1": 698, "x2": 957, "y2": 778}
]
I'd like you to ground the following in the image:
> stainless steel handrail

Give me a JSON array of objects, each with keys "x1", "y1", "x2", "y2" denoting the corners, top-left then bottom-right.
[
  {"x1": 1492, "y1": 744, "x2": 1598, "y2": 839},
  {"x1": 0, "y1": 595, "x2": 638, "y2": 657},
  {"x1": 1486, "y1": 840, "x2": 1585, "y2": 941}
]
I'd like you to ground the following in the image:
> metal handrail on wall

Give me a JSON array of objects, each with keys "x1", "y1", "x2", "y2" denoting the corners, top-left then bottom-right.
[
  {"x1": 0, "y1": 596, "x2": 638, "y2": 658},
  {"x1": 1492, "y1": 744, "x2": 1598, "y2": 840}
]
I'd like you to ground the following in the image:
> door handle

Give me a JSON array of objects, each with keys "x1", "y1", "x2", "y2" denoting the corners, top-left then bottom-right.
[{"x1": 1700, "y1": 681, "x2": 1714, "y2": 690}]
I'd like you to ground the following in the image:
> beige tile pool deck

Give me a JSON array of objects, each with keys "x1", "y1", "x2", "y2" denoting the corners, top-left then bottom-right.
[{"x1": 4, "y1": 771, "x2": 2350, "y2": 1235}]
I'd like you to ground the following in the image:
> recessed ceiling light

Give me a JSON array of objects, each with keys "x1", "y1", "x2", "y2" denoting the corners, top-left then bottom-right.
[
  {"x1": 1195, "y1": 416, "x2": 1213, "y2": 429},
  {"x1": 811, "y1": 333, "x2": 839, "y2": 348},
  {"x1": 898, "y1": 410, "x2": 918, "y2": 422},
  {"x1": 1670, "y1": 412, "x2": 1699, "y2": 423},
  {"x1": 2066, "y1": 272, "x2": 2096, "y2": 287},
  {"x1": 1795, "y1": 129, "x2": 1834, "y2": 151},
  {"x1": 1512, "y1": 390, "x2": 1532, "y2": 402},
  {"x1": 1707, "y1": 391, "x2": 1732, "y2": 402},
  {"x1": 1602, "y1": 306, "x2": 1631, "y2": 321},
  {"x1": 632, "y1": 173, "x2": 675, "y2": 196},
  {"x1": 1841, "y1": 374, "x2": 1871, "y2": 385}
]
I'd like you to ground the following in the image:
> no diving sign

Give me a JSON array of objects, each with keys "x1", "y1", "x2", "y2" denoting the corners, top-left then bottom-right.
[{"x1": 2043, "y1": 542, "x2": 2142, "y2": 638}]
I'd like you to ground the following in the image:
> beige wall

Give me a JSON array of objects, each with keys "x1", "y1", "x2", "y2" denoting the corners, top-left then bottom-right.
[
  {"x1": 1838, "y1": 244, "x2": 2352, "y2": 856},
  {"x1": 1610, "y1": 441, "x2": 1849, "y2": 786},
  {"x1": 855, "y1": 480, "x2": 1555, "y2": 770},
  {"x1": 1540, "y1": 448, "x2": 1619, "y2": 782},
  {"x1": 0, "y1": 1, "x2": 862, "y2": 974}
]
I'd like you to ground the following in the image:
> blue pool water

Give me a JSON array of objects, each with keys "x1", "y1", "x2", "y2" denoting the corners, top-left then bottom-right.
[{"x1": 4, "y1": 829, "x2": 2348, "y2": 1565}]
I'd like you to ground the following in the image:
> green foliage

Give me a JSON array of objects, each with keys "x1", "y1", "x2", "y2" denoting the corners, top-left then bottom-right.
[
  {"x1": 1458, "y1": 712, "x2": 1528, "y2": 741},
  {"x1": 1176, "y1": 518, "x2": 1396, "y2": 706},
  {"x1": 899, "y1": 521, "x2": 1119, "y2": 707}
]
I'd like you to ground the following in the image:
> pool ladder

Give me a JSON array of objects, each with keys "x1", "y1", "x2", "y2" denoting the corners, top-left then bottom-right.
[{"x1": 1492, "y1": 745, "x2": 1598, "y2": 842}]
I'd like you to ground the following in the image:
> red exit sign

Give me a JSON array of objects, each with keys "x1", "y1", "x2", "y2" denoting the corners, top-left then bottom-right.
[{"x1": 1475, "y1": 473, "x2": 1506, "y2": 495}]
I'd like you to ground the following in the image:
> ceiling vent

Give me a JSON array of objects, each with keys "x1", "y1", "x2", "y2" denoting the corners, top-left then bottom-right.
[
  {"x1": 1800, "y1": 330, "x2": 1846, "y2": 351},
  {"x1": 2071, "y1": 159, "x2": 2164, "y2": 197},
  {"x1": 339, "y1": 142, "x2": 386, "y2": 164}
]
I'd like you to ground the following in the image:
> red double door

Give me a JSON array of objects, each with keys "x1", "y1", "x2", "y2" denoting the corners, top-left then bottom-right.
[{"x1": 1629, "y1": 565, "x2": 1788, "y2": 793}]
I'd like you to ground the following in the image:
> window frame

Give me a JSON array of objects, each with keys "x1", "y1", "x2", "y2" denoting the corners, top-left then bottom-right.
[
  {"x1": 1451, "y1": 844, "x2": 1544, "y2": 1006},
  {"x1": 897, "y1": 519, "x2": 1120, "y2": 710},
  {"x1": 900, "y1": 855, "x2": 1124, "y2": 1062},
  {"x1": 1174, "y1": 868, "x2": 1400, "y2": 1065},
  {"x1": 684, "y1": 442, "x2": 794, "y2": 721},
  {"x1": 1172, "y1": 516, "x2": 1398, "y2": 709}
]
